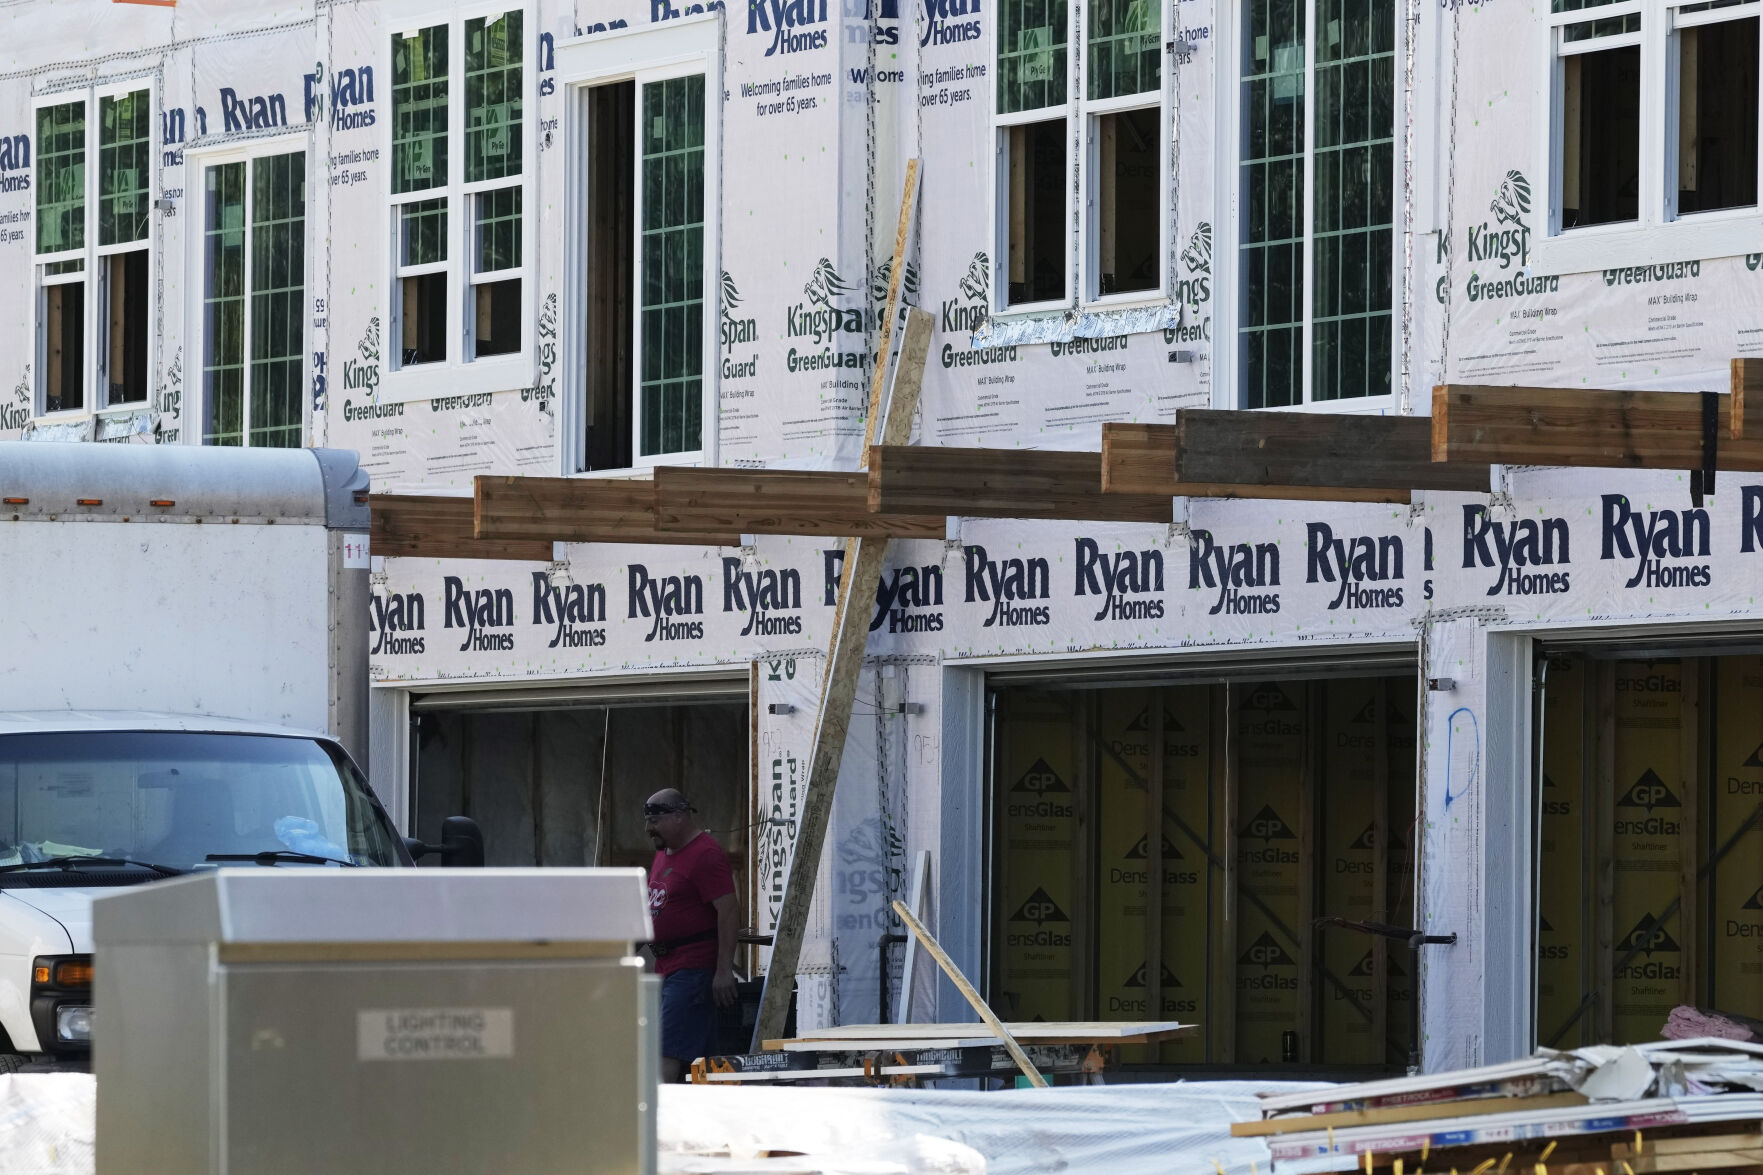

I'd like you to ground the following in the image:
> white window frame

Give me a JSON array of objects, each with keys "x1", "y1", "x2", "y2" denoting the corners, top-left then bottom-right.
[
  {"x1": 1210, "y1": 0, "x2": 1407, "y2": 413},
  {"x1": 380, "y1": 1, "x2": 535, "y2": 403},
  {"x1": 554, "y1": 12, "x2": 723, "y2": 474},
  {"x1": 1532, "y1": 0, "x2": 1763, "y2": 275},
  {"x1": 988, "y1": 1, "x2": 1176, "y2": 319},
  {"x1": 29, "y1": 78, "x2": 159, "y2": 423},
  {"x1": 183, "y1": 135, "x2": 314, "y2": 448}
]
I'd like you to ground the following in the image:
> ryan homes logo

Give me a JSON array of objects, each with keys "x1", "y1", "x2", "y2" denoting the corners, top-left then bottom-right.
[
  {"x1": 722, "y1": 557, "x2": 803, "y2": 637},
  {"x1": 1188, "y1": 530, "x2": 1280, "y2": 616},
  {"x1": 1462, "y1": 505, "x2": 1571, "y2": 597},
  {"x1": 964, "y1": 544, "x2": 1051, "y2": 628},
  {"x1": 628, "y1": 564, "x2": 705, "y2": 643},
  {"x1": 1306, "y1": 523, "x2": 1404, "y2": 611},
  {"x1": 303, "y1": 63, "x2": 377, "y2": 131},
  {"x1": 1615, "y1": 767, "x2": 1683, "y2": 837},
  {"x1": 1074, "y1": 538, "x2": 1165, "y2": 622},
  {"x1": 787, "y1": 260, "x2": 871, "y2": 373},
  {"x1": 824, "y1": 550, "x2": 946, "y2": 633},
  {"x1": 1601, "y1": 495, "x2": 1711, "y2": 589},
  {"x1": 443, "y1": 578, "x2": 515, "y2": 653},
  {"x1": 920, "y1": 0, "x2": 981, "y2": 46},
  {"x1": 1007, "y1": 887, "x2": 1071, "y2": 948},
  {"x1": 748, "y1": 0, "x2": 829, "y2": 58},
  {"x1": 721, "y1": 272, "x2": 758, "y2": 381},
  {"x1": 369, "y1": 590, "x2": 425, "y2": 656},
  {"x1": 531, "y1": 571, "x2": 608, "y2": 649},
  {"x1": 1112, "y1": 962, "x2": 1198, "y2": 1017},
  {"x1": 0, "y1": 129, "x2": 29, "y2": 194},
  {"x1": 1615, "y1": 913, "x2": 1682, "y2": 981}
]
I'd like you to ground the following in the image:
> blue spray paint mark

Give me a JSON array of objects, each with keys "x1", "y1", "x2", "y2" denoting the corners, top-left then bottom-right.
[{"x1": 1444, "y1": 707, "x2": 1478, "y2": 809}]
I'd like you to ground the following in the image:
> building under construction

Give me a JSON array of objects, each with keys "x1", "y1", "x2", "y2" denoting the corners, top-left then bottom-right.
[{"x1": 3, "y1": 0, "x2": 1760, "y2": 1079}]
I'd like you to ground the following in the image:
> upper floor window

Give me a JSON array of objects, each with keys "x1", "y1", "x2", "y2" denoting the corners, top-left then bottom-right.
[
  {"x1": 33, "y1": 87, "x2": 153, "y2": 417},
  {"x1": 992, "y1": 0, "x2": 1171, "y2": 312},
  {"x1": 1236, "y1": 0, "x2": 1394, "y2": 407},
  {"x1": 389, "y1": 10, "x2": 527, "y2": 374}
]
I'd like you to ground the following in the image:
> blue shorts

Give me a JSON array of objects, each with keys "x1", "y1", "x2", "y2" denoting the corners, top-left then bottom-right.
[{"x1": 660, "y1": 968, "x2": 718, "y2": 1064}]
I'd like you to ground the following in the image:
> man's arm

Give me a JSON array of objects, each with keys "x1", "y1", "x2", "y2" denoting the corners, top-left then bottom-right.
[{"x1": 710, "y1": 892, "x2": 739, "y2": 1008}]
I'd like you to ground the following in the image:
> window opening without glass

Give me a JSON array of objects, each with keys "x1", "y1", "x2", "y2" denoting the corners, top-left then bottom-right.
[
  {"x1": 99, "y1": 91, "x2": 151, "y2": 406},
  {"x1": 392, "y1": 24, "x2": 450, "y2": 367},
  {"x1": 36, "y1": 101, "x2": 87, "y2": 414},
  {"x1": 1239, "y1": 0, "x2": 1394, "y2": 407},
  {"x1": 582, "y1": 80, "x2": 635, "y2": 472}
]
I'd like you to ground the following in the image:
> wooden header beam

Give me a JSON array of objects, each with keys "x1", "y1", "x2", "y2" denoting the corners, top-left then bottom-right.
[
  {"x1": 654, "y1": 467, "x2": 944, "y2": 539},
  {"x1": 1732, "y1": 358, "x2": 1763, "y2": 439},
  {"x1": 371, "y1": 495, "x2": 553, "y2": 562},
  {"x1": 1102, "y1": 424, "x2": 1411, "y2": 504},
  {"x1": 475, "y1": 476, "x2": 741, "y2": 546},
  {"x1": 868, "y1": 444, "x2": 1174, "y2": 522},
  {"x1": 1177, "y1": 410, "x2": 1489, "y2": 492},
  {"x1": 1433, "y1": 384, "x2": 1763, "y2": 471}
]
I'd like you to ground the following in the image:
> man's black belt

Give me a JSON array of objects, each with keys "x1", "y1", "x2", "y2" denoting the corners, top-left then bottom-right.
[{"x1": 649, "y1": 928, "x2": 717, "y2": 957}]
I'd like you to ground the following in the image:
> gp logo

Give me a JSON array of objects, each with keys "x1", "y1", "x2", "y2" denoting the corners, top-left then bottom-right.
[
  {"x1": 1238, "y1": 931, "x2": 1295, "y2": 969},
  {"x1": 1011, "y1": 887, "x2": 1069, "y2": 926}
]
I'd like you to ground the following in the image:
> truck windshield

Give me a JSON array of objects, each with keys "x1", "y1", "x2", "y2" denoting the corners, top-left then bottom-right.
[{"x1": 0, "y1": 732, "x2": 402, "y2": 872}]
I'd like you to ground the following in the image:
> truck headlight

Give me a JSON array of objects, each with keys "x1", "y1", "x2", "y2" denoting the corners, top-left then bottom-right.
[{"x1": 57, "y1": 1005, "x2": 92, "y2": 1043}]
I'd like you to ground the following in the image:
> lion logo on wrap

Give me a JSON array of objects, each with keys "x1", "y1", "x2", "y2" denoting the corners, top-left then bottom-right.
[
  {"x1": 803, "y1": 258, "x2": 857, "y2": 308},
  {"x1": 958, "y1": 252, "x2": 990, "y2": 302},
  {"x1": 1491, "y1": 170, "x2": 1531, "y2": 228},
  {"x1": 1181, "y1": 223, "x2": 1212, "y2": 277}
]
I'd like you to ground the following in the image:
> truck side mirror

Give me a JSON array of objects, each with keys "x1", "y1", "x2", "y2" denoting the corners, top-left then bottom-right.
[{"x1": 403, "y1": 816, "x2": 486, "y2": 868}]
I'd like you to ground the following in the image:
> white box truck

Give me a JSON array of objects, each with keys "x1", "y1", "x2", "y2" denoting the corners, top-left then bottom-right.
[{"x1": 0, "y1": 442, "x2": 480, "y2": 1070}]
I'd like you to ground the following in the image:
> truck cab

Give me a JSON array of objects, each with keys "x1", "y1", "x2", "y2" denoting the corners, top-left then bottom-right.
[{"x1": 0, "y1": 712, "x2": 416, "y2": 1069}]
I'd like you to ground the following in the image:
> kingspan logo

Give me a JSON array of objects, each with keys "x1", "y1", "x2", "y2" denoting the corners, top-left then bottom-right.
[
  {"x1": 369, "y1": 590, "x2": 425, "y2": 656},
  {"x1": 1470, "y1": 170, "x2": 1532, "y2": 270},
  {"x1": 303, "y1": 63, "x2": 377, "y2": 131},
  {"x1": 940, "y1": 253, "x2": 1019, "y2": 369},
  {"x1": 722, "y1": 557, "x2": 803, "y2": 637},
  {"x1": 1074, "y1": 538, "x2": 1165, "y2": 622},
  {"x1": 531, "y1": 571, "x2": 607, "y2": 649},
  {"x1": 963, "y1": 544, "x2": 1051, "y2": 628},
  {"x1": 628, "y1": 564, "x2": 705, "y2": 643},
  {"x1": 1461, "y1": 505, "x2": 1571, "y2": 597},
  {"x1": 345, "y1": 317, "x2": 382, "y2": 396},
  {"x1": 1600, "y1": 495, "x2": 1711, "y2": 589},
  {"x1": 823, "y1": 550, "x2": 945, "y2": 633},
  {"x1": 787, "y1": 259, "x2": 872, "y2": 372},
  {"x1": 1188, "y1": 530, "x2": 1280, "y2": 616},
  {"x1": 1176, "y1": 222, "x2": 1212, "y2": 309},
  {"x1": 1615, "y1": 768, "x2": 1683, "y2": 835},
  {"x1": 0, "y1": 129, "x2": 29, "y2": 194},
  {"x1": 747, "y1": 0, "x2": 829, "y2": 56},
  {"x1": 870, "y1": 257, "x2": 920, "y2": 307},
  {"x1": 443, "y1": 577, "x2": 515, "y2": 653},
  {"x1": 1007, "y1": 886, "x2": 1072, "y2": 948},
  {"x1": 920, "y1": 0, "x2": 981, "y2": 46},
  {"x1": 720, "y1": 271, "x2": 758, "y2": 381},
  {"x1": 1112, "y1": 962, "x2": 1197, "y2": 1016},
  {"x1": 1305, "y1": 522, "x2": 1404, "y2": 611}
]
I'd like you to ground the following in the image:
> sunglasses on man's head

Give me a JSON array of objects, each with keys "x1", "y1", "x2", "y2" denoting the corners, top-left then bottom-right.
[{"x1": 643, "y1": 803, "x2": 690, "y2": 817}]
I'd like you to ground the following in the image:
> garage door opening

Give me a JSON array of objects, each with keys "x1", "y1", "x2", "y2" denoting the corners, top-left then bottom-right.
[
  {"x1": 990, "y1": 673, "x2": 1419, "y2": 1076},
  {"x1": 411, "y1": 701, "x2": 749, "y2": 895},
  {"x1": 1535, "y1": 651, "x2": 1763, "y2": 1049}
]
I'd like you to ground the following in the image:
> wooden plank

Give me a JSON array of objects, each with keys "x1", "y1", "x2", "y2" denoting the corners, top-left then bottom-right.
[
  {"x1": 890, "y1": 898, "x2": 1048, "y2": 1087},
  {"x1": 371, "y1": 495, "x2": 554, "y2": 562},
  {"x1": 1101, "y1": 423, "x2": 1412, "y2": 503},
  {"x1": 1177, "y1": 409, "x2": 1491, "y2": 491},
  {"x1": 654, "y1": 467, "x2": 944, "y2": 538},
  {"x1": 474, "y1": 475, "x2": 739, "y2": 546},
  {"x1": 1433, "y1": 384, "x2": 1763, "y2": 470},
  {"x1": 1614, "y1": 1134, "x2": 1763, "y2": 1158},
  {"x1": 1230, "y1": 1091, "x2": 1592, "y2": 1137},
  {"x1": 1733, "y1": 358, "x2": 1763, "y2": 439},
  {"x1": 772, "y1": 1020, "x2": 1190, "y2": 1042},
  {"x1": 869, "y1": 444, "x2": 1175, "y2": 521},
  {"x1": 862, "y1": 158, "x2": 920, "y2": 457},
  {"x1": 752, "y1": 311, "x2": 932, "y2": 1051}
]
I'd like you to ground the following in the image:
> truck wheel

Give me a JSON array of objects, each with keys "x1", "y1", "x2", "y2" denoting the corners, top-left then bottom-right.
[{"x1": 0, "y1": 1053, "x2": 25, "y2": 1074}]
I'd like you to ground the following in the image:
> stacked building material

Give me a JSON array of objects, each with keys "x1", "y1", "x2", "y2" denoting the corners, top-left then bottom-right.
[{"x1": 1236, "y1": 1040, "x2": 1763, "y2": 1174}]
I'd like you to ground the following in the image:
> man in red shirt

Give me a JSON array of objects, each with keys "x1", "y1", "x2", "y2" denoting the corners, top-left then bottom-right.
[{"x1": 644, "y1": 788, "x2": 739, "y2": 1082}]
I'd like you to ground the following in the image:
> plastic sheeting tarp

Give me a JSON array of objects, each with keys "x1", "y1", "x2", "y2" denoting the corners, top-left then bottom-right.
[{"x1": 0, "y1": 1075, "x2": 93, "y2": 1174}]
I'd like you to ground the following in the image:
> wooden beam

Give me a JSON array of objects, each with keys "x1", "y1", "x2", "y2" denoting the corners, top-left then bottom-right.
[
  {"x1": 753, "y1": 308, "x2": 934, "y2": 1050},
  {"x1": 1176, "y1": 409, "x2": 1490, "y2": 491},
  {"x1": 1101, "y1": 423, "x2": 1412, "y2": 504},
  {"x1": 654, "y1": 467, "x2": 944, "y2": 538},
  {"x1": 474, "y1": 475, "x2": 740, "y2": 546},
  {"x1": 371, "y1": 495, "x2": 554, "y2": 562},
  {"x1": 1433, "y1": 384, "x2": 1763, "y2": 470},
  {"x1": 868, "y1": 444, "x2": 1175, "y2": 521},
  {"x1": 861, "y1": 158, "x2": 920, "y2": 456},
  {"x1": 1733, "y1": 358, "x2": 1763, "y2": 439}
]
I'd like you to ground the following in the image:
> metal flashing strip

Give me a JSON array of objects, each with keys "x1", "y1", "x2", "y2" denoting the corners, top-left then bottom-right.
[{"x1": 407, "y1": 672, "x2": 750, "y2": 712}]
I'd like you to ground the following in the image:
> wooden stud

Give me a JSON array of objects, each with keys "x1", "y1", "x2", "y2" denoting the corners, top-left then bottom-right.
[
  {"x1": 1102, "y1": 423, "x2": 1412, "y2": 503},
  {"x1": 1176, "y1": 409, "x2": 1491, "y2": 491},
  {"x1": 1732, "y1": 359, "x2": 1763, "y2": 439},
  {"x1": 1433, "y1": 384, "x2": 1763, "y2": 470},
  {"x1": 870, "y1": 444, "x2": 1175, "y2": 521},
  {"x1": 371, "y1": 494, "x2": 554, "y2": 562},
  {"x1": 1147, "y1": 690, "x2": 1165, "y2": 1052},
  {"x1": 1229, "y1": 1092, "x2": 1592, "y2": 1137},
  {"x1": 654, "y1": 467, "x2": 944, "y2": 538},
  {"x1": 861, "y1": 159, "x2": 921, "y2": 459},
  {"x1": 474, "y1": 475, "x2": 740, "y2": 546},
  {"x1": 1594, "y1": 660, "x2": 1617, "y2": 1046}
]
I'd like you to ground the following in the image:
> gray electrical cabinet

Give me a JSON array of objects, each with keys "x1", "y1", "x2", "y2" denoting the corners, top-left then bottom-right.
[{"x1": 92, "y1": 868, "x2": 657, "y2": 1175}]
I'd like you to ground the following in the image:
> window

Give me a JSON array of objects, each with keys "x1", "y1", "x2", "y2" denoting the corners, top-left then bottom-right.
[
  {"x1": 32, "y1": 87, "x2": 155, "y2": 417},
  {"x1": 1541, "y1": 0, "x2": 1761, "y2": 257},
  {"x1": 388, "y1": 10, "x2": 527, "y2": 374},
  {"x1": 200, "y1": 151, "x2": 306, "y2": 447},
  {"x1": 1237, "y1": 0, "x2": 1395, "y2": 408},
  {"x1": 576, "y1": 65, "x2": 711, "y2": 469},
  {"x1": 992, "y1": 0, "x2": 1171, "y2": 310}
]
